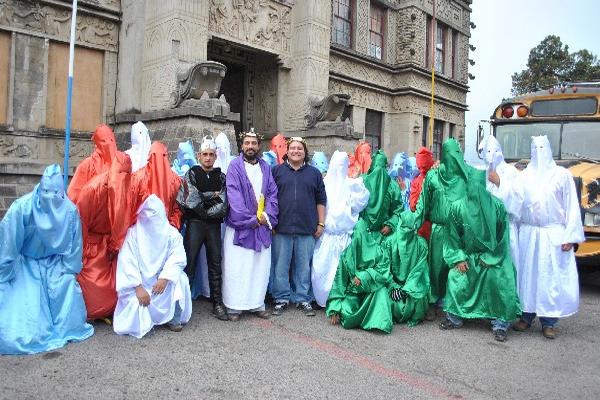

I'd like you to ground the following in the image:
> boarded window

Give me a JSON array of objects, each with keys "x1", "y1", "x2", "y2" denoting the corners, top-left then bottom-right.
[
  {"x1": 0, "y1": 31, "x2": 10, "y2": 125},
  {"x1": 365, "y1": 109, "x2": 382, "y2": 151},
  {"x1": 47, "y1": 42, "x2": 103, "y2": 132}
]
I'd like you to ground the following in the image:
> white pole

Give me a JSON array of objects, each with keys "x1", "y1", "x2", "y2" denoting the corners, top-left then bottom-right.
[{"x1": 63, "y1": 0, "x2": 78, "y2": 188}]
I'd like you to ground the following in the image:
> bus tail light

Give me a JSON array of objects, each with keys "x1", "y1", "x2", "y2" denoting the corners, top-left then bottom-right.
[
  {"x1": 501, "y1": 105, "x2": 514, "y2": 118},
  {"x1": 516, "y1": 105, "x2": 529, "y2": 117}
]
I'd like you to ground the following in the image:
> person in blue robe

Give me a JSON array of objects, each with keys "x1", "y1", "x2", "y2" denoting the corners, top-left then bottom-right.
[
  {"x1": 171, "y1": 140, "x2": 198, "y2": 177},
  {"x1": 388, "y1": 152, "x2": 412, "y2": 211},
  {"x1": 0, "y1": 164, "x2": 94, "y2": 355},
  {"x1": 262, "y1": 150, "x2": 278, "y2": 169},
  {"x1": 310, "y1": 151, "x2": 329, "y2": 175}
]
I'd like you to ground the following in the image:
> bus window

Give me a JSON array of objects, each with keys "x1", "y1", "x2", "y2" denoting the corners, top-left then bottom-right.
[
  {"x1": 496, "y1": 123, "x2": 561, "y2": 160},
  {"x1": 561, "y1": 122, "x2": 600, "y2": 160}
]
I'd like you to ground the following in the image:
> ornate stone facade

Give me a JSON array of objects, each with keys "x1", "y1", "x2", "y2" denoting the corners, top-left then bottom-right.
[{"x1": 0, "y1": 0, "x2": 472, "y2": 216}]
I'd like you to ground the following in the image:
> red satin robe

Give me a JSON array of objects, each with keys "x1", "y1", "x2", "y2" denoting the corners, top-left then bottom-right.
[{"x1": 409, "y1": 147, "x2": 435, "y2": 240}]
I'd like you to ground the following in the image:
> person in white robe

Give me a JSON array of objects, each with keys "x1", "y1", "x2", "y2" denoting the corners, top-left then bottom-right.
[
  {"x1": 222, "y1": 131, "x2": 278, "y2": 321},
  {"x1": 479, "y1": 135, "x2": 524, "y2": 266},
  {"x1": 214, "y1": 131, "x2": 235, "y2": 174},
  {"x1": 311, "y1": 151, "x2": 370, "y2": 307},
  {"x1": 125, "y1": 121, "x2": 152, "y2": 173},
  {"x1": 113, "y1": 195, "x2": 192, "y2": 338},
  {"x1": 512, "y1": 135, "x2": 584, "y2": 339}
]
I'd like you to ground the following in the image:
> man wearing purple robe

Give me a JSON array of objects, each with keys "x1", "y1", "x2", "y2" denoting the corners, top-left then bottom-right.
[{"x1": 222, "y1": 130, "x2": 279, "y2": 321}]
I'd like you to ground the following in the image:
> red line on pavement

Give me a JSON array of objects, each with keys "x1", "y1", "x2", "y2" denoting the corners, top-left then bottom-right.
[{"x1": 249, "y1": 319, "x2": 463, "y2": 400}]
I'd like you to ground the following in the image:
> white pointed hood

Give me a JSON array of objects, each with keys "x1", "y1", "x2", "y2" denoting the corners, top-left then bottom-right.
[{"x1": 125, "y1": 121, "x2": 152, "y2": 172}]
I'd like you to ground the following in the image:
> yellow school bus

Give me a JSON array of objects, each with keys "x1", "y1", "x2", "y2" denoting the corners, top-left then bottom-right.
[{"x1": 488, "y1": 81, "x2": 600, "y2": 266}]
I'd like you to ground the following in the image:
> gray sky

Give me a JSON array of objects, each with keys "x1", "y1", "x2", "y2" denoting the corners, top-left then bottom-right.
[{"x1": 463, "y1": 0, "x2": 600, "y2": 163}]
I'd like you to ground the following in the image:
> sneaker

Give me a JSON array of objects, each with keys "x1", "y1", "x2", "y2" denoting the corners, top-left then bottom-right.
[
  {"x1": 167, "y1": 323, "x2": 183, "y2": 332},
  {"x1": 272, "y1": 302, "x2": 288, "y2": 316},
  {"x1": 213, "y1": 303, "x2": 228, "y2": 321},
  {"x1": 439, "y1": 318, "x2": 461, "y2": 330},
  {"x1": 493, "y1": 329, "x2": 508, "y2": 342},
  {"x1": 297, "y1": 302, "x2": 316, "y2": 316}
]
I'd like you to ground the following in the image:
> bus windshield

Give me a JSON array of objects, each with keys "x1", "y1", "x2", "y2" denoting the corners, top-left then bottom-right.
[{"x1": 495, "y1": 121, "x2": 600, "y2": 161}]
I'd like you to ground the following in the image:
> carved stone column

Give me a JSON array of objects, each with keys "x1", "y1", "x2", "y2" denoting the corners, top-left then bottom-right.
[
  {"x1": 139, "y1": 0, "x2": 210, "y2": 113},
  {"x1": 280, "y1": 1, "x2": 331, "y2": 132}
]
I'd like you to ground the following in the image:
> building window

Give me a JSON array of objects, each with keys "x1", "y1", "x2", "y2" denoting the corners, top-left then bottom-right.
[
  {"x1": 47, "y1": 42, "x2": 104, "y2": 132},
  {"x1": 332, "y1": 0, "x2": 352, "y2": 48},
  {"x1": 451, "y1": 30, "x2": 458, "y2": 79},
  {"x1": 365, "y1": 109, "x2": 382, "y2": 151},
  {"x1": 422, "y1": 116, "x2": 444, "y2": 159},
  {"x1": 369, "y1": 3, "x2": 384, "y2": 60},
  {"x1": 435, "y1": 23, "x2": 446, "y2": 74},
  {"x1": 449, "y1": 122, "x2": 456, "y2": 139},
  {"x1": 422, "y1": 116, "x2": 429, "y2": 147},
  {"x1": 0, "y1": 31, "x2": 10, "y2": 125}
]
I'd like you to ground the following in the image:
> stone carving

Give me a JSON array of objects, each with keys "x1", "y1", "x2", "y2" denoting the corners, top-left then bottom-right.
[
  {"x1": 355, "y1": 0, "x2": 369, "y2": 54},
  {"x1": 0, "y1": 0, "x2": 118, "y2": 51},
  {"x1": 55, "y1": 141, "x2": 92, "y2": 159},
  {"x1": 0, "y1": 137, "x2": 36, "y2": 158},
  {"x1": 254, "y1": 67, "x2": 277, "y2": 133},
  {"x1": 171, "y1": 61, "x2": 227, "y2": 108},
  {"x1": 209, "y1": 0, "x2": 291, "y2": 54},
  {"x1": 305, "y1": 94, "x2": 351, "y2": 129},
  {"x1": 329, "y1": 80, "x2": 391, "y2": 112}
]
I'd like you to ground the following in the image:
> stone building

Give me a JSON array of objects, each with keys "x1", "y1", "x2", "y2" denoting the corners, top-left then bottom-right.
[{"x1": 0, "y1": 0, "x2": 472, "y2": 216}]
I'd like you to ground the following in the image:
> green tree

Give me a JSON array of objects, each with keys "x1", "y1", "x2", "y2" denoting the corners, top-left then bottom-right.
[{"x1": 511, "y1": 35, "x2": 600, "y2": 96}]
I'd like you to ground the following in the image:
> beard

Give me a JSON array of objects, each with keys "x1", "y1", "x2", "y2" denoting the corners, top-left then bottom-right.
[{"x1": 243, "y1": 148, "x2": 257, "y2": 161}]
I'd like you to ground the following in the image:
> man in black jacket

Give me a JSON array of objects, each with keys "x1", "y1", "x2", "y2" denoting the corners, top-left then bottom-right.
[{"x1": 177, "y1": 136, "x2": 228, "y2": 320}]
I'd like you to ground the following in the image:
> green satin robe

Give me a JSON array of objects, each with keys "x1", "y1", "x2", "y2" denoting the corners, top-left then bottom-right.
[
  {"x1": 443, "y1": 177, "x2": 521, "y2": 322},
  {"x1": 325, "y1": 151, "x2": 402, "y2": 333}
]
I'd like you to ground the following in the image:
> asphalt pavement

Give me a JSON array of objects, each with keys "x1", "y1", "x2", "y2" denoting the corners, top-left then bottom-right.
[{"x1": 2, "y1": 274, "x2": 600, "y2": 400}]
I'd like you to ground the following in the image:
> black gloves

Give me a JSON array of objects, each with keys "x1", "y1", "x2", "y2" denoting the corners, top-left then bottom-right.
[{"x1": 390, "y1": 288, "x2": 408, "y2": 302}]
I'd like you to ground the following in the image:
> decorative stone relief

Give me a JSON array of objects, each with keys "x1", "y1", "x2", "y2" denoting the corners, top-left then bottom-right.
[
  {"x1": 330, "y1": 55, "x2": 395, "y2": 89},
  {"x1": 254, "y1": 66, "x2": 277, "y2": 133},
  {"x1": 396, "y1": 7, "x2": 425, "y2": 65},
  {"x1": 0, "y1": 137, "x2": 36, "y2": 158},
  {"x1": 355, "y1": 0, "x2": 369, "y2": 54},
  {"x1": 54, "y1": 141, "x2": 92, "y2": 159},
  {"x1": 329, "y1": 80, "x2": 391, "y2": 112},
  {"x1": 209, "y1": 0, "x2": 291, "y2": 54},
  {"x1": 171, "y1": 61, "x2": 227, "y2": 108},
  {"x1": 0, "y1": 0, "x2": 118, "y2": 51},
  {"x1": 305, "y1": 94, "x2": 351, "y2": 129}
]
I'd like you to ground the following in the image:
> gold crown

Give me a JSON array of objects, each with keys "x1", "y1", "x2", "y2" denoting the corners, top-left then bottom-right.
[
  {"x1": 286, "y1": 136, "x2": 305, "y2": 145},
  {"x1": 238, "y1": 127, "x2": 264, "y2": 141}
]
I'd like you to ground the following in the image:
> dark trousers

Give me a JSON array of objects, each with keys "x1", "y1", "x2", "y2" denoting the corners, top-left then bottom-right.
[{"x1": 184, "y1": 219, "x2": 223, "y2": 305}]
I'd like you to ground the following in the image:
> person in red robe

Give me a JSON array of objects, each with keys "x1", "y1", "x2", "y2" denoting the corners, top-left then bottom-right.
[
  {"x1": 348, "y1": 142, "x2": 372, "y2": 178},
  {"x1": 75, "y1": 152, "x2": 133, "y2": 320},
  {"x1": 132, "y1": 142, "x2": 183, "y2": 230},
  {"x1": 409, "y1": 147, "x2": 435, "y2": 240},
  {"x1": 68, "y1": 124, "x2": 120, "y2": 204},
  {"x1": 270, "y1": 133, "x2": 287, "y2": 165}
]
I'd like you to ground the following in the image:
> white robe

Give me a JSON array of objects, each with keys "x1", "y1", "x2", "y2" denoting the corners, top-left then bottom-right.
[
  {"x1": 125, "y1": 121, "x2": 152, "y2": 173},
  {"x1": 517, "y1": 136, "x2": 585, "y2": 318},
  {"x1": 222, "y1": 162, "x2": 271, "y2": 311},
  {"x1": 113, "y1": 195, "x2": 192, "y2": 338},
  {"x1": 311, "y1": 151, "x2": 370, "y2": 307}
]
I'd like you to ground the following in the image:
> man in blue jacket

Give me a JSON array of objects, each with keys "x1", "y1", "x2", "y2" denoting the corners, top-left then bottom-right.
[{"x1": 271, "y1": 137, "x2": 327, "y2": 316}]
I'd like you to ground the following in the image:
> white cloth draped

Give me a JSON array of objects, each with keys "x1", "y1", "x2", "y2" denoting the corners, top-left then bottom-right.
[
  {"x1": 480, "y1": 135, "x2": 524, "y2": 266},
  {"x1": 222, "y1": 162, "x2": 271, "y2": 311},
  {"x1": 125, "y1": 121, "x2": 152, "y2": 173},
  {"x1": 311, "y1": 151, "x2": 370, "y2": 306},
  {"x1": 516, "y1": 136, "x2": 585, "y2": 318},
  {"x1": 113, "y1": 195, "x2": 192, "y2": 338},
  {"x1": 214, "y1": 132, "x2": 234, "y2": 174}
]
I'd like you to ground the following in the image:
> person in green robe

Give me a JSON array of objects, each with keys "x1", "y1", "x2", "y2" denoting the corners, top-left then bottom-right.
[
  {"x1": 326, "y1": 150, "x2": 402, "y2": 333},
  {"x1": 439, "y1": 169, "x2": 521, "y2": 342},
  {"x1": 411, "y1": 139, "x2": 474, "y2": 320},
  {"x1": 385, "y1": 212, "x2": 430, "y2": 326}
]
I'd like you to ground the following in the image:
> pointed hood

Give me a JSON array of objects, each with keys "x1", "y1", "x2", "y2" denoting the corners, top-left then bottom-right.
[
  {"x1": 125, "y1": 121, "x2": 152, "y2": 172},
  {"x1": 310, "y1": 151, "x2": 329, "y2": 174}
]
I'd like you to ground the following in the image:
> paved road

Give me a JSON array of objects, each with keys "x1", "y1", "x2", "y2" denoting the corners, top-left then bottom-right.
[{"x1": 2, "y1": 275, "x2": 600, "y2": 400}]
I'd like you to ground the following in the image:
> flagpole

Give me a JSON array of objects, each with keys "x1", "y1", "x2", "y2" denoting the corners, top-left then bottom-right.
[{"x1": 63, "y1": 0, "x2": 78, "y2": 188}]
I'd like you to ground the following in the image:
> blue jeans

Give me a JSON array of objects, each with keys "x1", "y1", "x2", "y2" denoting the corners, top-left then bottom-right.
[
  {"x1": 521, "y1": 312, "x2": 558, "y2": 328},
  {"x1": 447, "y1": 313, "x2": 510, "y2": 332},
  {"x1": 271, "y1": 233, "x2": 315, "y2": 304},
  {"x1": 169, "y1": 301, "x2": 182, "y2": 326}
]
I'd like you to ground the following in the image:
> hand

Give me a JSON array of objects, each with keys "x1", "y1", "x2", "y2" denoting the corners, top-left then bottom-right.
[
  {"x1": 455, "y1": 261, "x2": 468, "y2": 273},
  {"x1": 380, "y1": 225, "x2": 392, "y2": 236},
  {"x1": 390, "y1": 288, "x2": 407, "y2": 302},
  {"x1": 152, "y1": 278, "x2": 168, "y2": 295},
  {"x1": 561, "y1": 243, "x2": 574, "y2": 252},
  {"x1": 314, "y1": 225, "x2": 324, "y2": 239},
  {"x1": 258, "y1": 213, "x2": 267, "y2": 225},
  {"x1": 212, "y1": 191, "x2": 221, "y2": 198},
  {"x1": 135, "y1": 286, "x2": 151, "y2": 306},
  {"x1": 352, "y1": 276, "x2": 361, "y2": 286},
  {"x1": 330, "y1": 313, "x2": 340, "y2": 325},
  {"x1": 488, "y1": 170, "x2": 500, "y2": 187}
]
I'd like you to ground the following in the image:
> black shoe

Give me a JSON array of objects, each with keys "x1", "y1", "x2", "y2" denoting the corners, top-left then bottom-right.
[
  {"x1": 297, "y1": 302, "x2": 316, "y2": 316},
  {"x1": 439, "y1": 318, "x2": 461, "y2": 330},
  {"x1": 213, "y1": 303, "x2": 228, "y2": 321},
  {"x1": 493, "y1": 329, "x2": 508, "y2": 342},
  {"x1": 272, "y1": 301, "x2": 288, "y2": 316}
]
